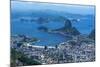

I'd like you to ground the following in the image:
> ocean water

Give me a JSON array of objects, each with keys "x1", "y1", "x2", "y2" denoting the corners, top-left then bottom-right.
[{"x1": 11, "y1": 1, "x2": 95, "y2": 46}]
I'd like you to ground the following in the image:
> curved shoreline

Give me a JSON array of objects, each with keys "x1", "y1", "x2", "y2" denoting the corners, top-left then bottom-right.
[{"x1": 26, "y1": 43, "x2": 55, "y2": 49}]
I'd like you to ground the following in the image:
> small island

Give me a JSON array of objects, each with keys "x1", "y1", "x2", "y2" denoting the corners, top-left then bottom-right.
[{"x1": 11, "y1": 1, "x2": 95, "y2": 67}]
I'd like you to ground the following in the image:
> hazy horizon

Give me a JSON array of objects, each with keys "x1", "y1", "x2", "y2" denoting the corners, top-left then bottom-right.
[{"x1": 11, "y1": 1, "x2": 95, "y2": 15}]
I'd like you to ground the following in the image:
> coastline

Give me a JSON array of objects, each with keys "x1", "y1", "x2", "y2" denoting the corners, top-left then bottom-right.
[{"x1": 26, "y1": 43, "x2": 55, "y2": 49}]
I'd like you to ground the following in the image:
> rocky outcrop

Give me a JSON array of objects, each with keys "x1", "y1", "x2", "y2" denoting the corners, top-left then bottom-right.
[
  {"x1": 88, "y1": 29, "x2": 95, "y2": 40},
  {"x1": 37, "y1": 17, "x2": 49, "y2": 24},
  {"x1": 38, "y1": 26, "x2": 48, "y2": 32},
  {"x1": 64, "y1": 19, "x2": 72, "y2": 29},
  {"x1": 53, "y1": 19, "x2": 80, "y2": 36}
]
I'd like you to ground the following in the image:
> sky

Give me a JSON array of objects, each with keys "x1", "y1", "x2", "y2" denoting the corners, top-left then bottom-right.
[{"x1": 11, "y1": 1, "x2": 95, "y2": 15}]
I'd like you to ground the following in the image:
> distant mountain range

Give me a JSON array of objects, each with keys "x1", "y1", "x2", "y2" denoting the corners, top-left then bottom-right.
[{"x1": 11, "y1": 9, "x2": 94, "y2": 21}]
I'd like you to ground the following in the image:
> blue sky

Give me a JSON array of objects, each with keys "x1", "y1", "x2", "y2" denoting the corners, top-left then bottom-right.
[{"x1": 11, "y1": 1, "x2": 95, "y2": 15}]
